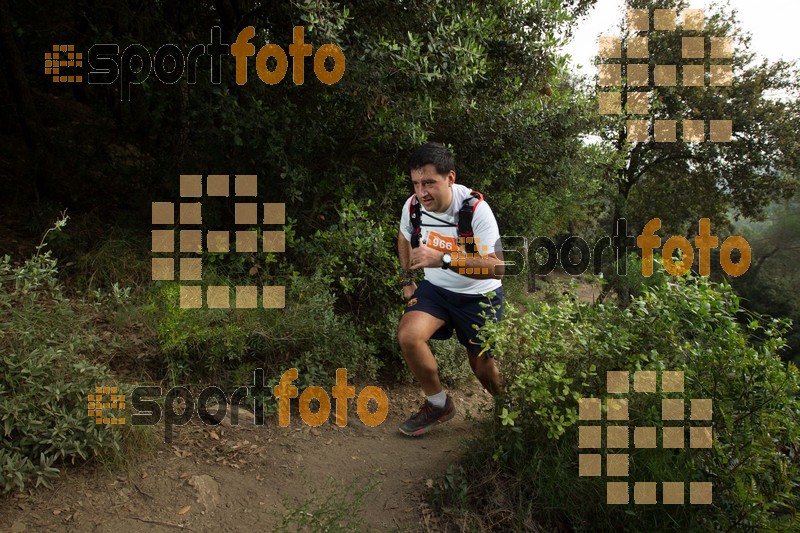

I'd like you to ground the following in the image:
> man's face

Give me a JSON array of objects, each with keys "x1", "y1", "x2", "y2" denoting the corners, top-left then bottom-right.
[{"x1": 410, "y1": 164, "x2": 455, "y2": 213}]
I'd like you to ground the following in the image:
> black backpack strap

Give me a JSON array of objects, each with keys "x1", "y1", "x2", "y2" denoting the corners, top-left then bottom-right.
[
  {"x1": 457, "y1": 190, "x2": 483, "y2": 255},
  {"x1": 409, "y1": 196, "x2": 422, "y2": 248}
]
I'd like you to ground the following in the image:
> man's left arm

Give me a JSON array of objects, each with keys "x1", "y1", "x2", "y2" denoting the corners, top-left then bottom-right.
[
  {"x1": 408, "y1": 203, "x2": 504, "y2": 280},
  {"x1": 454, "y1": 201, "x2": 503, "y2": 280},
  {"x1": 452, "y1": 250, "x2": 504, "y2": 280}
]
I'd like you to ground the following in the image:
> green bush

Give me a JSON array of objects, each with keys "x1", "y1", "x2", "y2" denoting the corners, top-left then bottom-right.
[
  {"x1": 432, "y1": 337, "x2": 474, "y2": 387},
  {"x1": 394, "y1": 335, "x2": 475, "y2": 387},
  {"x1": 599, "y1": 251, "x2": 669, "y2": 305},
  {"x1": 439, "y1": 266, "x2": 800, "y2": 531},
  {"x1": 0, "y1": 249, "x2": 125, "y2": 493},
  {"x1": 147, "y1": 273, "x2": 381, "y2": 390},
  {"x1": 299, "y1": 197, "x2": 405, "y2": 362}
]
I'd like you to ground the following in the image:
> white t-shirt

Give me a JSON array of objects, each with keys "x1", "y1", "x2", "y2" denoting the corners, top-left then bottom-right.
[{"x1": 400, "y1": 183, "x2": 503, "y2": 294}]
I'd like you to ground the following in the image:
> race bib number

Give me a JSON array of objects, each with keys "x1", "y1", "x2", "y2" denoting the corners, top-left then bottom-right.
[{"x1": 426, "y1": 231, "x2": 458, "y2": 253}]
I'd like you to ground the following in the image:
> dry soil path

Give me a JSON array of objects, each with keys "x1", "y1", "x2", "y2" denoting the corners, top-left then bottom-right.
[{"x1": 0, "y1": 382, "x2": 494, "y2": 532}]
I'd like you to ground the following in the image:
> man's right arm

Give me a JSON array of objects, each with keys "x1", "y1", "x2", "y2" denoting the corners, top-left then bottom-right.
[{"x1": 398, "y1": 231, "x2": 412, "y2": 271}]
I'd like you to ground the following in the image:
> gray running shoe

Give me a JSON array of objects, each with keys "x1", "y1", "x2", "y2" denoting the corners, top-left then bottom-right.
[{"x1": 399, "y1": 395, "x2": 455, "y2": 437}]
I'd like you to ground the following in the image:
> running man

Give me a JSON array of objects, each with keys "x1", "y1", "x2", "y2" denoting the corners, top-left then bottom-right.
[{"x1": 397, "y1": 142, "x2": 504, "y2": 436}]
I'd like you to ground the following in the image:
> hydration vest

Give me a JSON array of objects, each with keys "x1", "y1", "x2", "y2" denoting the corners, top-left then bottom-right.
[{"x1": 409, "y1": 190, "x2": 484, "y2": 255}]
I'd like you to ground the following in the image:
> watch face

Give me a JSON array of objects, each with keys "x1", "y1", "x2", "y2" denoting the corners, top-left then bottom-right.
[{"x1": 442, "y1": 253, "x2": 452, "y2": 269}]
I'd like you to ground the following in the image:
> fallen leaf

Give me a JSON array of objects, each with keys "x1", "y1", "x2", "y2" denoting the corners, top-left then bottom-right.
[
  {"x1": 178, "y1": 505, "x2": 191, "y2": 515},
  {"x1": 209, "y1": 430, "x2": 220, "y2": 441},
  {"x1": 425, "y1": 479, "x2": 434, "y2": 488}
]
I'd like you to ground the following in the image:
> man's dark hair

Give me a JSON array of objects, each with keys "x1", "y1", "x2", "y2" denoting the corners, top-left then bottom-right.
[{"x1": 407, "y1": 142, "x2": 455, "y2": 176}]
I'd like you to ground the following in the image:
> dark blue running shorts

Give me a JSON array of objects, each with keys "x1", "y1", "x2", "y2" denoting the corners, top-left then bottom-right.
[{"x1": 403, "y1": 280, "x2": 503, "y2": 357}]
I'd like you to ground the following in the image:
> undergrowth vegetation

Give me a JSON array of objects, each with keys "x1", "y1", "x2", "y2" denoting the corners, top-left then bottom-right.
[
  {"x1": 0, "y1": 210, "x2": 475, "y2": 494},
  {"x1": 147, "y1": 274, "x2": 382, "y2": 390},
  {"x1": 434, "y1": 261, "x2": 800, "y2": 531},
  {"x1": 0, "y1": 219, "x2": 151, "y2": 494}
]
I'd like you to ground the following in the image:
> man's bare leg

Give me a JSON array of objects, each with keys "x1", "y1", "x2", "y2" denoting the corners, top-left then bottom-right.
[
  {"x1": 468, "y1": 352, "x2": 500, "y2": 396},
  {"x1": 397, "y1": 311, "x2": 446, "y2": 395}
]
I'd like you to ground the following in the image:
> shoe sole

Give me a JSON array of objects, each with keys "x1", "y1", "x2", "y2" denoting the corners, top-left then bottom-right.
[{"x1": 398, "y1": 407, "x2": 456, "y2": 437}]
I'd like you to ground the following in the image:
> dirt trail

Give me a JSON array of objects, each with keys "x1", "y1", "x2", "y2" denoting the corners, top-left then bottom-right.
[
  {"x1": 0, "y1": 279, "x2": 598, "y2": 532},
  {"x1": 0, "y1": 382, "x2": 494, "y2": 532}
]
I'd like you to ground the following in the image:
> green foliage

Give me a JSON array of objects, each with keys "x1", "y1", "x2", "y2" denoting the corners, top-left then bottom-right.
[
  {"x1": 34, "y1": 210, "x2": 151, "y2": 294},
  {"x1": 598, "y1": 0, "x2": 800, "y2": 232},
  {"x1": 147, "y1": 273, "x2": 381, "y2": 390},
  {"x1": 300, "y1": 196, "x2": 427, "y2": 371},
  {"x1": 600, "y1": 251, "x2": 670, "y2": 304},
  {"x1": 432, "y1": 464, "x2": 470, "y2": 511},
  {"x1": 301, "y1": 197, "x2": 399, "y2": 324},
  {"x1": 5, "y1": 0, "x2": 603, "y2": 391},
  {"x1": 731, "y1": 200, "x2": 800, "y2": 363},
  {"x1": 393, "y1": 334, "x2": 477, "y2": 387},
  {"x1": 431, "y1": 337, "x2": 474, "y2": 388},
  {"x1": 203, "y1": 218, "x2": 300, "y2": 283},
  {"x1": 0, "y1": 242, "x2": 127, "y2": 493},
  {"x1": 274, "y1": 477, "x2": 378, "y2": 533},
  {"x1": 442, "y1": 270, "x2": 800, "y2": 531}
]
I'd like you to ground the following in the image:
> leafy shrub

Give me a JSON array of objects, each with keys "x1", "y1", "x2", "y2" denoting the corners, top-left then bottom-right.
[
  {"x1": 147, "y1": 273, "x2": 381, "y2": 390},
  {"x1": 432, "y1": 337, "x2": 474, "y2": 387},
  {"x1": 0, "y1": 247, "x2": 125, "y2": 493},
  {"x1": 439, "y1": 267, "x2": 800, "y2": 531},
  {"x1": 394, "y1": 335, "x2": 475, "y2": 387},
  {"x1": 299, "y1": 197, "x2": 404, "y2": 361},
  {"x1": 599, "y1": 251, "x2": 668, "y2": 305}
]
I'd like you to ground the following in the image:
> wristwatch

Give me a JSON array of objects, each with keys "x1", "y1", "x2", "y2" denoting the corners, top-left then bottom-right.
[{"x1": 441, "y1": 253, "x2": 452, "y2": 270}]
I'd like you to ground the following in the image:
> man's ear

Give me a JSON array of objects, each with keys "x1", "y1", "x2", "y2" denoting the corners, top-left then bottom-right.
[{"x1": 447, "y1": 170, "x2": 456, "y2": 185}]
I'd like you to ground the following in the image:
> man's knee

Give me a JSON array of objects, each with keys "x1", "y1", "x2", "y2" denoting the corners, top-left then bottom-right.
[{"x1": 398, "y1": 324, "x2": 425, "y2": 353}]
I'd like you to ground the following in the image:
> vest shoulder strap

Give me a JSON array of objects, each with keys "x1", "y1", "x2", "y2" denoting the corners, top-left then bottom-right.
[
  {"x1": 408, "y1": 190, "x2": 484, "y2": 252},
  {"x1": 458, "y1": 191, "x2": 483, "y2": 254}
]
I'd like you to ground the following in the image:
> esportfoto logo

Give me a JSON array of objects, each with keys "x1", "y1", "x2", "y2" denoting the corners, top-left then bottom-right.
[{"x1": 46, "y1": 26, "x2": 345, "y2": 100}]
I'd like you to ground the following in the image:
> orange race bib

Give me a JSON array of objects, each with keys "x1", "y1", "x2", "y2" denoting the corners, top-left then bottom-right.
[{"x1": 426, "y1": 231, "x2": 458, "y2": 253}]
